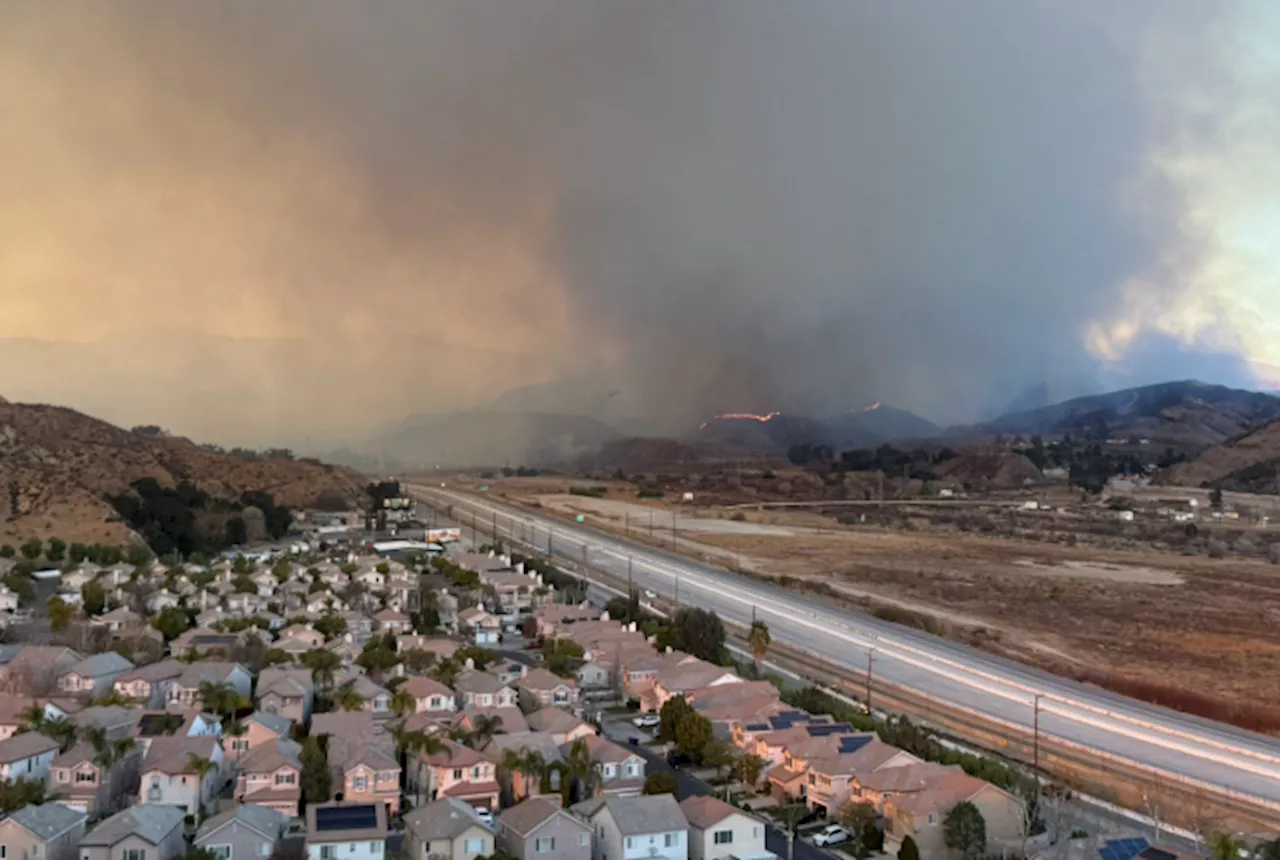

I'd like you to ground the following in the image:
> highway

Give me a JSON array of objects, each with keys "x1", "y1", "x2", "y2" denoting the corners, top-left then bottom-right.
[{"x1": 411, "y1": 484, "x2": 1280, "y2": 816}]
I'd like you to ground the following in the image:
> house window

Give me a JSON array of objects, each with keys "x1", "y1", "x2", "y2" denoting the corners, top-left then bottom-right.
[
  {"x1": 124, "y1": 851, "x2": 147, "y2": 860},
  {"x1": 664, "y1": 834, "x2": 677, "y2": 848},
  {"x1": 75, "y1": 771, "x2": 96, "y2": 784},
  {"x1": 471, "y1": 767, "x2": 481, "y2": 779},
  {"x1": 453, "y1": 769, "x2": 464, "y2": 780},
  {"x1": 370, "y1": 843, "x2": 382, "y2": 854},
  {"x1": 578, "y1": 834, "x2": 590, "y2": 848},
  {"x1": 713, "y1": 831, "x2": 733, "y2": 845},
  {"x1": 353, "y1": 776, "x2": 368, "y2": 792},
  {"x1": 625, "y1": 838, "x2": 633, "y2": 850},
  {"x1": 233, "y1": 740, "x2": 250, "y2": 752},
  {"x1": 535, "y1": 838, "x2": 556, "y2": 853},
  {"x1": 276, "y1": 772, "x2": 296, "y2": 786},
  {"x1": 625, "y1": 764, "x2": 638, "y2": 777},
  {"x1": 209, "y1": 846, "x2": 232, "y2": 860},
  {"x1": 463, "y1": 840, "x2": 484, "y2": 855},
  {"x1": 928, "y1": 813, "x2": 938, "y2": 825},
  {"x1": 56, "y1": 771, "x2": 68, "y2": 783},
  {"x1": 258, "y1": 845, "x2": 270, "y2": 857},
  {"x1": 320, "y1": 847, "x2": 336, "y2": 860}
]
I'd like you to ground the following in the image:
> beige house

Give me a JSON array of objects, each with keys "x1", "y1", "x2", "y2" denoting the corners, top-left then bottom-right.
[
  {"x1": 113, "y1": 660, "x2": 185, "y2": 709},
  {"x1": 517, "y1": 669, "x2": 579, "y2": 710},
  {"x1": 805, "y1": 738, "x2": 920, "y2": 816},
  {"x1": 565, "y1": 737, "x2": 645, "y2": 797},
  {"x1": 78, "y1": 804, "x2": 187, "y2": 860},
  {"x1": 406, "y1": 739, "x2": 500, "y2": 809},
  {"x1": 498, "y1": 796, "x2": 592, "y2": 860},
  {"x1": 312, "y1": 711, "x2": 402, "y2": 812},
  {"x1": 404, "y1": 798, "x2": 495, "y2": 860},
  {"x1": 0, "y1": 802, "x2": 86, "y2": 860},
  {"x1": 882, "y1": 771, "x2": 1025, "y2": 860},
  {"x1": 571, "y1": 794, "x2": 689, "y2": 860},
  {"x1": 680, "y1": 796, "x2": 772, "y2": 860},
  {"x1": 256, "y1": 667, "x2": 315, "y2": 723},
  {"x1": 48, "y1": 740, "x2": 143, "y2": 816},
  {"x1": 525, "y1": 708, "x2": 595, "y2": 745},
  {"x1": 235, "y1": 738, "x2": 302, "y2": 814},
  {"x1": 236, "y1": 712, "x2": 295, "y2": 756},
  {"x1": 453, "y1": 672, "x2": 517, "y2": 709},
  {"x1": 401, "y1": 676, "x2": 457, "y2": 713}
]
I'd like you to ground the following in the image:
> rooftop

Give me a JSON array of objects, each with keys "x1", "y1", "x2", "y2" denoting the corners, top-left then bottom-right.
[
  {"x1": 572, "y1": 794, "x2": 687, "y2": 836},
  {"x1": 499, "y1": 796, "x2": 578, "y2": 837},
  {"x1": 6, "y1": 802, "x2": 86, "y2": 841},
  {"x1": 404, "y1": 798, "x2": 493, "y2": 840},
  {"x1": 81, "y1": 805, "x2": 185, "y2": 847},
  {"x1": 306, "y1": 802, "x2": 388, "y2": 843},
  {"x1": 0, "y1": 732, "x2": 59, "y2": 764},
  {"x1": 197, "y1": 804, "x2": 287, "y2": 843}
]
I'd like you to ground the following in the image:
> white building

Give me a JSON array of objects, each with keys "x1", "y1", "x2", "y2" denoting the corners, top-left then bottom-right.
[
  {"x1": 572, "y1": 795, "x2": 689, "y2": 860},
  {"x1": 679, "y1": 796, "x2": 773, "y2": 860},
  {"x1": 305, "y1": 802, "x2": 389, "y2": 860},
  {"x1": 0, "y1": 732, "x2": 59, "y2": 783},
  {"x1": 138, "y1": 736, "x2": 226, "y2": 816}
]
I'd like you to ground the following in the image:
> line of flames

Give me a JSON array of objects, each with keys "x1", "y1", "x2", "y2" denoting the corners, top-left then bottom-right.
[{"x1": 699, "y1": 411, "x2": 780, "y2": 431}]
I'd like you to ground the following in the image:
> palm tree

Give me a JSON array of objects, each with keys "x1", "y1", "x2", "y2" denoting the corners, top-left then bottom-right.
[
  {"x1": 84, "y1": 726, "x2": 112, "y2": 768},
  {"x1": 224, "y1": 719, "x2": 247, "y2": 763},
  {"x1": 390, "y1": 690, "x2": 415, "y2": 718},
  {"x1": 748, "y1": 620, "x2": 771, "y2": 677},
  {"x1": 499, "y1": 749, "x2": 547, "y2": 802},
  {"x1": 186, "y1": 753, "x2": 217, "y2": 816},
  {"x1": 429, "y1": 656, "x2": 463, "y2": 687},
  {"x1": 561, "y1": 738, "x2": 601, "y2": 805},
  {"x1": 469, "y1": 714, "x2": 504, "y2": 747},
  {"x1": 43, "y1": 718, "x2": 77, "y2": 753},
  {"x1": 335, "y1": 683, "x2": 365, "y2": 713},
  {"x1": 302, "y1": 650, "x2": 342, "y2": 690},
  {"x1": 19, "y1": 705, "x2": 47, "y2": 734},
  {"x1": 1207, "y1": 833, "x2": 1245, "y2": 860},
  {"x1": 197, "y1": 680, "x2": 237, "y2": 717}
]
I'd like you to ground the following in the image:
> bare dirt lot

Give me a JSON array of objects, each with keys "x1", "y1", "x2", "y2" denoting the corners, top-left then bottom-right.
[{"x1": 470, "y1": 475, "x2": 1280, "y2": 731}]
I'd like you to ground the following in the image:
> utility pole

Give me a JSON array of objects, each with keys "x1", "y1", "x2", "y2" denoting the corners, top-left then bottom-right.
[
  {"x1": 471, "y1": 510, "x2": 478, "y2": 544},
  {"x1": 649, "y1": 511, "x2": 655, "y2": 539},
  {"x1": 1033, "y1": 693, "x2": 1043, "y2": 776},
  {"x1": 492, "y1": 512, "x2": 498, "y2": 543},
  {"x1": 624, "y1": 512, "x2": 629, "y2": 537},
  {"x1": 866, "y1": 648, "x2": 876, "y2": 716},
  {"x1": 582, "y1": 545, "x2": 589, "y2": 579},
  {"x1": 671, "y1": 513, "x2": 678, "y2": 549},
  {"x1": 627, "y1": 556, "x2": 634, "y2": 595}
]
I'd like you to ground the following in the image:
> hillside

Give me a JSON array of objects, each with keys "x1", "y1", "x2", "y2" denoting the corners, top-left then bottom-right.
[
  {"x1": 825, "y1": 403, "x2": 940, "y2": 447},
  {"x1": 372, "y1": 411, "x2": 621, "y2": 468},
  {"x1": 961, "y1": 380, "x2": 1280, "y2": 453},
  {"x1": 695, "y1": 413, "x2": 833, "y2": 455},
  {"x1": 1157, "y1": 418, "x2": 1280, "y2": 492},
  {"x1": 0, "y1": 400, "x2": 366, "y2": 545}
]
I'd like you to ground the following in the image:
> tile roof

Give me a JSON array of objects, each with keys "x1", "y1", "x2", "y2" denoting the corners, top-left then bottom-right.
[
  {"x1": 858, "y1": 761, "x2": 957, "y2": 794},
  {"x1": 173, "y1": 662, "x2": 243, "y2": 688},
  {"x1": 66, "y1": 653, "x2": 134, "y2": 678},
  {"x1": 7, "y1": 802, "x2": 86, "y2": 840},
  {"x1": 889, "y1": 770, "x2": 992, "y2": 815},
  {"x1": 401, "y1": 676, "x2": 453, "y2": 700},
  {"x1": 525, "y1": 707, "x2": 588, "y2": 735},
  {"x1": 482, "y1": 732, "x2": 565, "y2": 764},
  {"x1": 373, "y1": 609, "x2": 410, "y2": 622},
  {"x1": 240, "y1": 738, "x2": 302, "y2": 774},
  {"x1": 0, "y1": 732, "x2": 59, "y2": 764},
  {"x1": 51, "y1": 741, "x2": 97, "y2": 769},
  {"x1": 247, "y1": 711, "x2": 294, "y2": 736},
  {"x1": 459, "y1": 706, "x2": 527, "y2": 734},
  {"x1": 680, "y1": 795, "x2": 748, "y2": 830},
  {"x1": 518, "y1": 668, "x2": 575, "y2": 693},
  {"x1": 404, "y1": 798, "x2": 492, "y2": 840},
  {"x1": 197, "y1": 803, "x2": 286, "y2": 843},
  {"x1": 116, "y1": 659, "x2": 185, "y2": 684},
  {"x1": 441, "y1": 780, "x2": 500, "y2": 798},
  {"x1": 499, "y1": 796, "x2": 579, "y2": 837},
  {"x1": 564, "y1": 735, "x2": 637, "y2": 765},
  {"x1": 140, "y1": 735, "x2": 218, "y2": 774},
  {"x1": 423, "y1": 738, "x2": 486, "y2": 768},
  {"x1": 453, "y1": 671, "x2": 508, "y2": 696},
  {"x1": 81, "y1": 805, "x2": 184, "y2": 847},
  {"x1": 572, "y1": 794, "x2": 687, "y2": 836},
  {"x1": 258, "y1": 667, "x2": 314, "y2": 697}
]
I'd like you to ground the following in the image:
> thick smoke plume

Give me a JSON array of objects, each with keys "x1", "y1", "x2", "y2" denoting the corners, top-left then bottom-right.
[{"x1": 0, "y1": 1, "x2": 1268, "y2": 450}]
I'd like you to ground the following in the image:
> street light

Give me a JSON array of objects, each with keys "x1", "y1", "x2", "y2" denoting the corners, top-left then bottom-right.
[{"x1": 866, "y1": 647, "x2": 877, "y2": 716}]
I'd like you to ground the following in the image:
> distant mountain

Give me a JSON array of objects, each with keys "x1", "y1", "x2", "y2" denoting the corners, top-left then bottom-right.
[
  {"x1": 957, "y1": 380, "x2": 1280, "y2": 453},
  {"x1": 368, "y1": 411, "x2": 621, "y2": 468},
  {"x1": 825, "y1": 403, "x2": 940, "y2": 447},
  {"x1": 694, "y1": 412, "x2": 833, "y2": 455},
  {"x1": 1157, "y1": 418, "x2": 1280, "y2": 493}
]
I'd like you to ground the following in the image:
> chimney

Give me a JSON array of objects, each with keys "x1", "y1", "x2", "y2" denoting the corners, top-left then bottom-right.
[
  {"x1": 601, "y1": 611, "x2": 611, "y2": 622},
  {"x1": 629, "y1": 622, "x2": 637, "y2": 633},
  {"x1": 464, "y1": 657, "x2": 475, "y2": 670}
]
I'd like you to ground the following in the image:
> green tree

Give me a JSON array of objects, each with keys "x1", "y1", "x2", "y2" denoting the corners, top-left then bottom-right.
[
  {"x1": 152, "y1": 606, "x2": 191, "y2": 642},
  {"x1": 456, "y1": 646, "x2": 498, "y2": 671},
  {"x1": 402, "y1": 649, "x2": 437, "y2": 673},
  {"x1": 47, "y1": 596, "x2": 74, "y2": 633},
  {"x1": 390, "y1": 690, "x2": 415, "y2": 718},
  {"x1": 700, "y1": 739, "x2": 735, "y2": 797},
  {"x1": 4, "y1": 570, "x2": 34, "y2": 604},
  {"x1": 186, "y1": 753, "x2": 216, "y2": 787},
  {"x1": 839, "y1": 802, "x2": 878, "y2": 859},
  {"x1": 124, "y1": 544, "x2": 152, "y2": 567},
  {"x1": 561, "y1": 737, "x2": 602, "y2": 805},
  {"x1": 659, "y1": 696, "x2": 693, "y2": 744},
  {"x1": 263, "y1": 649, "x2": 290, "y2": 666},
  {"x1": 748, "y1": 620, "x2": 772, "y2": 676},
  {"x1": 737, "y1": 753, "x2": 764, "y2": 788},
  {"x1": 1206, "y1": 833, "x2": 1245, "y2": 860},
  {"x1": 429, "y1": 656, "x2": 464, "y2": 687},
  {"x1": 334, "y1": 683, "x2": 364, "y2": 712},
  {"x1": 498, "y1": 748, "x2": 549, "y2": 802},
  {"x1": 542, "y1": 638, "x2": 585, "y2": 677},
  {"x1": 232, "y1": 575, "x2": 257, "y2": 594},
  {"x1": 675, "y1": 712, "x2": 713, "y2": 761},
  {"x1": 898, "y1": 836, "x2": 920, "y2": 860},
  {"x1": 643, "y1": 772, "x2": 679, "y2": 796},
  {"x1": 19, "y1": 539, "x2": 42, "y2": 561},
  {"x1": 670, "y1": 607, "x2": 726, "y2": 663},
  {"x1": 313, "y1": 612, "x2": 348, "y2": 641},
  {"x1": 300, "y1": 735, "x2": 332, "y2": 803},
  {"x1": 301, "y1": 649, "x2": 342, "y2": 689},
  {"x1": 944, "y1": 802, "x2": 987, "y2": 860},
  {"x1": 46, "y1": 538, "x2": 67, "y2": 563},
  {"x1": 272, "y1": 558, "x2": 293, "y2": 584},
  {"x1": 0, "y1": 545, "x2": 14, "y2": 559},
  {"x1": 81, "y1": 580, "x2": 107, "y2": 616}
]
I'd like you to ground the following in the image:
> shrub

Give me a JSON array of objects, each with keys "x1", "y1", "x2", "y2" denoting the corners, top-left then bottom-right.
[{"x1": 1207, "y1": 538, "x2": 1228, "y2": 559}]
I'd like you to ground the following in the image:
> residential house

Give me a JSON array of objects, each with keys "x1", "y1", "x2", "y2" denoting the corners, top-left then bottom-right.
[
  {"x1": 734, "y1": 712, "x2": 848, "y2": 767},
  {"x1": 575, "y1": 662, "x2": 611, "y2": 691},
  {"x1": 458, "y1": 607, "x2": 500, "y2": 646},
  {"x1": 453, "y1": 673, "x2": 518, "y2": 709},
  {"x1": 167, "y1": 663, "x2": 253, "y2": 709},
  {"x1": 404, "y1": 798, "x2": 494, "y2": 860},
  {"x1": 342, "y1": 613, "x2": 375, "y2": 642},
  {"x1": 487, "y1": 661, "x2": 527, "y2": 686},
  {"x1": 0, "y1": 697, "x2": 50, "y2": 740},
  {"x1": 256, "y1": 667, "x2": 315, "y2": 723},
  {"x1": 373, "y1": 608, "x2": 412, "y2": 634},
  {"x1": 0, "y1": 802, "x2": 86, "y2": 860},
  {"x1": 146, "y1": 591, "x2": 181, "y2": 613},
  {"x1": 114, "y1": 661, "x2": 185, "y2": 709},
  {"x1": 571, "y1": 794, "x2": 689, "y2": 860},
  {"x1": 312, "y1": 711, "x2": 401, "y2": 813},
  {"x1": 93, "y1": 608, "x2": 145, "y2": 638},
  {"x1": 397, "y1": 637, "x2": 458, "y2": 660},
  {"x1": 235, "y1": 739, "x2": 302, "y2": 814},
  {"x1": 78, "y1": 805, "x2": 187, "y2": 860},
  {"x1": 525, "y1": 709, "x2": 595, "y2": 746},
  {"x1": 0, "y1": 646, "x2": 82, "y2": 695},
  {"x1": 765, "y1": 726, "x2": 871, "y2": 804},
  {"x1": 679, "y1": 796, "x2": 772, "y2": 860},
  {"x1": 72, "y1": 706, "x2": 143, "y2": 742},
  {"x1": 238, "y1": 712, "x2": 294, "y2": 755},
  {"x1": 59, "y1": 653, "x2": 136, "y2": 699},
  {"x1": 805, "y1": 737, "x2": 920, "y2": 817},
  {"x1": 406, "y1": 738, "x2": 500, "y2": 809},
  {"x1": 170, "y1": 628, "x2": 245, "y2": 658},
  {"x1": 273, "y1": 637, "x2": 317, "y2": 658},
  {"x1": 517, "y1": 669, "x2": 579, "y2": 711},
  {"x1": 534, "y1": 605, "x2": 600, "y2": 639},
  {"x1": 648, "y1": 660, "x2": 741, "y2": 714},
  {"x1": 566, "y1": 737, "x2": 645, "y2": 797},
  {"x1": 882, "y1": 770, "x2": 1026, "y2": 860},
  {"x1": 456, "y1": 707, "x2": 528, "y2": 736},
  {"x1": 400, "y1": 676, "x2": 456, "y2": 714},
  {"x1": 305, "y1": 802, "x2": 388, "y2": 860},
  {"x1": 277, "y1": 625, "x2": 326, "y2": 649},
  {"x1": 137, "y1": 735, "x2": 226, "y2": 816},
  {"x1": 479, "y1": 570, "x2": 544, "y2": 616},
  {"x1": 196, "y1": 802, "x2": 288, "y2": 860},
  {"x1": 483, "y1": 733, "x2": 565, "y2": 802},
  {"x1": 687, "y1": 682, "x2": 784, "y2": 735},
  {"x1": 499, "y1": 796, "x2": 592, "y2": 860},
  {"x1": 0, "y1": 731, "x2": 60, "y2": 782},
  {"x1": 48, "y1": 739, "x2": 143, "y2": 815}
]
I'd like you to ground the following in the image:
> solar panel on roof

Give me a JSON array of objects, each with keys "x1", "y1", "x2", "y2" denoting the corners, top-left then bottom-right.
[
  {"x1": 314, "y1": 806, "x2": 378, "y2": 832},
  {"x1": 743, "y1": 723, "x2": 770, "y2": 732},
  {"x1": 1141, "y1": 849, "x2": 1176, "y2": 860},
  {"x1": 806, "y1": 723, "x2": 854, "y2": 737},
  {"x1": 1099, "y1": 837, "x2": 1149, "y2": 860},
  {"x1": 838, "y1": 735, "x2": 873, "y2": 754}
]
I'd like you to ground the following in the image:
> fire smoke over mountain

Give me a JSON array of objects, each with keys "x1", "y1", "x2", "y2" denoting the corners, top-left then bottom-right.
[{"x1": 0, "y1": 2, "x2": 1276, "y2": 447}]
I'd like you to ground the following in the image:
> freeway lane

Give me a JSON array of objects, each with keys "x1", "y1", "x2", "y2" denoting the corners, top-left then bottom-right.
[{"x1": 412, "y1": 485, "x2": 1280, "y2": 810}]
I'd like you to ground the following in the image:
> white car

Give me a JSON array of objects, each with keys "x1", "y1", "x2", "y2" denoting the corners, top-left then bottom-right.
[
  {"x1": 474, "y1": 807, "x2": 495, "y2": 827},
  {"x1": 813, "y1": 826, "x2": 851, "y2": 847},
  {"x1": 632, "y1": 714, "x2": 660, "y2": 728}
]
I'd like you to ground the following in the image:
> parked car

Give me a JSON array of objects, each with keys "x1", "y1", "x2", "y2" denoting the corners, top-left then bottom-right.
[
  {"x1": 666, "y1": 750, "x2": 693, "y2": 768},
  {"x1": 813, "y1": 826, "x2": 851, "y2": 847},
  {"x1": 633, "y1": 714, "x2": 660, "y2": 728},
  {"x1": 475, "y1": 807, "x2": 495, "y2": 827}
]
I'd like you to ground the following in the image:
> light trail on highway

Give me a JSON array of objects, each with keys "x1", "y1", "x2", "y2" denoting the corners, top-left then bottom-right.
[{"x1": 411, "y1": 484, "x2": 1280, "y2": 815}]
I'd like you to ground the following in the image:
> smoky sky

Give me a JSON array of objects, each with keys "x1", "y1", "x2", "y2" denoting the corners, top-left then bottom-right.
[{"x1": 0, "y1": 1, "x2": 1266, "y2": 447}]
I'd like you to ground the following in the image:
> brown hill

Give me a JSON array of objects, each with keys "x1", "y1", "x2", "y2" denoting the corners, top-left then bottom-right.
[
  {"x1": 1157, "y1": 418, "x2": 1280, "y2": 493},
  {"x1": 935, "y1": 450, "x2": 1044, "y2": 490},
  {"x1": 0, "y1": 400, "x2": 365, "y2": 545}
]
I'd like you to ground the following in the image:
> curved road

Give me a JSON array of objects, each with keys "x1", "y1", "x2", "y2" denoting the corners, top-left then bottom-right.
[{"x1": 413, "y1": 485, "x2": 1280, "y2": 812}]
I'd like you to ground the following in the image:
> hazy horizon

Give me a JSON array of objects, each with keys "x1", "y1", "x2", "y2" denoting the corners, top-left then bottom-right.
[{"x1": 4, "y1": 2, "x2": 1280, "y2": 451}]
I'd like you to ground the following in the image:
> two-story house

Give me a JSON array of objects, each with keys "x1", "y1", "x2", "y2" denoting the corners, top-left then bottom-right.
[
  {"x1": 406, "y1": 738, "x2": 499, "y2": 810},
  {"x1": 373, "y1": 608, "x2": 412, "y2": 634},
  {"x1": 167, "y1": 663, "x2": 253, "y2": 709},
  {"x1": 113, "y1": 660, "x2": 186, "y2": 709},
  {"x1": 93, "y1": 607, "x2": 146, "y2": 639},
  {"x1": 647, "y1": 661, "x2": 741, "y2": 715},
  {"x1": 0, "y1": 732, "x2": 60, "y2": 783},
  {"x1": 256, "y1": 667, "x2": 315, "y2": 723},
  {"x1": 566, "y1": 737, "x2": 645, "y2": 798},
  {"x1": 458, "y1": 606, "x2": 500, "y2": 646},
  {"x1": 347, "y1": 675, "x2": 392, "y2": 718},
  {"x1": 137, "y1": 735, "x2": 226, "y2": 817},
  {"x1": 0, "y1": 646, "x2": 82, "y2": 696},
  {"x1": 483, "y1": 734, "x2": 565, "y2": 803},
  {"x1": 679, "y1": 797, "x2": 771, "y2": 860},
  {"x1": 882, "y1": 770, "x2": 1025, "y2": 860},
  {"x1": 572, "y1": 795, "x2": 688, "y2": 860},
  {"x1": 312, "y1": 711, "x2": 401, "y2": 812},
  {"x1": 235, "y1": 738, "x2": 302, "y2": 815},
  {"x1": 405, "y1": 798, "x2": 495, "y2": 860},
  {"x1": 195, "y1": 803, "x2": 287, "y2": 860},
  {"x1": 400, "y1": 676, "x2": 457, "y2": 714},
  {"x1": 525, "y1": 708, "x2": 595, "y2": 746},
  {"x1": 59, "y1": 653, "x2": 136, "y2": 699},
  {"x1": 277, "y1": 624, "x2": 326, "y2": 649},
  {"x1": 498, "y1": 796, "x2": 593, "y2": 860},
  {"x1": 805, "y1": 736, "x2": 920, "y2": 817},
  {"x1": 0, "y1": 802, "x2": 86, "y2": 860},
  {"x1": 453, "y1": 672, "x2": 518, "y2": 709},
  {"x1": 237, "y1": 712, "x2": 295, "y2": 756},
  {"x1": 852, "y1": 761, "x2": 959, "y2": 814},
  {"x1": 79, "y1": 805, "x2": 187, "y2": 860},
  {"x1": 517, "y1": 669, "x2": 579, "y2": 711},
  {"x1": 305, "y1": 802, "x2": 388, "y2": 860},
  {"x1": 49, "y1": 739, "x2": 143, "y2": 815}
]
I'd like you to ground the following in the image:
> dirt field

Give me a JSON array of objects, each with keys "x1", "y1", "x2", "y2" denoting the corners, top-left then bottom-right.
[{"x1": 468, "y1": 475, "x2": 1280, "y2": 731}]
